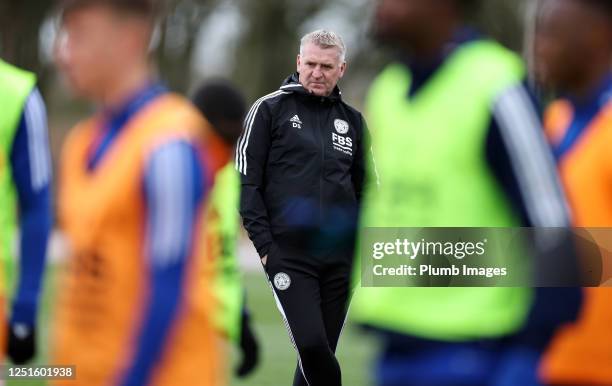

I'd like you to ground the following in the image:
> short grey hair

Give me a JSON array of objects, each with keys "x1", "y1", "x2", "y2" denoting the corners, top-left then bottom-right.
[{"x1": 300, "y1": 29, "x2": 347, "y2": 62}]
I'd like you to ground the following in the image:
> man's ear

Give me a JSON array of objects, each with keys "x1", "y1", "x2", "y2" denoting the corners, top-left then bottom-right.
[
  {"x1": 296, "y1": 54, "x2": 301, "y2": 72},
  {"x1": 339, "y1": 61, "x2": 347, "y2": 78}
]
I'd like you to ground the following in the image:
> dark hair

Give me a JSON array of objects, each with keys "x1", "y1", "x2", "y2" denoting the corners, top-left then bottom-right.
[
  {"x1": 58, "y1": 0, "x2": 158, "y2": 20},
  {"x1": 580, "y1": 0, "x2": 612, "y2": 19},
  {"x1": 192, "y1": 80, "x2": 247, "y2": 147}
]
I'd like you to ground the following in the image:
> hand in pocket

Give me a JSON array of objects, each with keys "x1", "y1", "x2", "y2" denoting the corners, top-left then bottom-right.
[{"x1": 263, "y1": 243, "x2": 280, "y2": 270}]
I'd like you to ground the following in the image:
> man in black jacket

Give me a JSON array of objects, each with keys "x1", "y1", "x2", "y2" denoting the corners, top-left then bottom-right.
[{"x1": 236, "y1": 29, "x2": 372, "y2": 386}]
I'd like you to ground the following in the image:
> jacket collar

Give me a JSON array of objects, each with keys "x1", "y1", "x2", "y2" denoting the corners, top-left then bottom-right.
[{"x1": 279, "y1": 72, "x2": 342, "y2": 102}]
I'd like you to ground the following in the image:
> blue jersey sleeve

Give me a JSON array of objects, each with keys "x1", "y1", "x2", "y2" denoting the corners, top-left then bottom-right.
[
  {"x1": 121, "y1": 140, "x2": 205, "y2": 386},
  {"x1": 487, "y1": 82, "x2": 570, "y2": 227},
  {"x1": 487, "y1": 83, "x2": 581, "y2": 342},
  {"x1": 9, "y1": 87, "x2": 52, "y2": 326}
]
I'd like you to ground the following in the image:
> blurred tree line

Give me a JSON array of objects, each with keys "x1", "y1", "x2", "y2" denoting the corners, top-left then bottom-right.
[
  {"x1": 0, "y1": 0, "x2": 54, "y2": 81},
  {"x1": 0, "y1": 0, "x2": 528, "y2": 112}
]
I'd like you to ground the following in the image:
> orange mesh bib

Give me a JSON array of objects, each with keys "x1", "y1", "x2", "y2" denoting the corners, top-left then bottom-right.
[
  {"x1": 541, "y1": 101, "x2": 612, "y2": 385},
  {"x1": 51, "y1": 94, "x2": 227, "y2": 386}
]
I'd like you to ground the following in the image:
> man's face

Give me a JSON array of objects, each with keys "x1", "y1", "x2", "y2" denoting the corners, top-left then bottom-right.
[
  {"x1": 54, "y1": 5, "x2": 141, "y2": 99},
  {"x1": 534, "y1": 0, "x2": 610, "y2": 90},
  {"x1": 297, "y1": 42, "x2": 346, "y2": 97}
]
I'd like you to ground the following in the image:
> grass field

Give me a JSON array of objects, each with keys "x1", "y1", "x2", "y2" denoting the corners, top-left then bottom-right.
[{"x1": 6, "y1": 267, "x2": 380, "y2": 386}]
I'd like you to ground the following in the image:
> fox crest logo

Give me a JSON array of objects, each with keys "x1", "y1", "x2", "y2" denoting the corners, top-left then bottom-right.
[
  {"x1": 334, "y1": 119, "x2": 349, "y2": 134},
  {"x1": 274, "y1": 272, "x2": 291, "y2": 291}
]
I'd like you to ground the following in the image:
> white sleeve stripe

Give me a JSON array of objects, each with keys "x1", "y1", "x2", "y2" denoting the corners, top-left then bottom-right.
[
  {"x1": 235, "y1": 96, "x2": 263, "y2": 173},
  {"x1": 493, "y1": 85, "x2": 570, "y2": 227},
  {"x1": 502, "y1": 88, "x2": 559, "y2": 226},
  {"x1": 236, "y1": 91, "x2": 280, "y2": 173},
  {"x1": 33, "y1": 90, "x2": 51, "y2": 189},
  {"x1": 510, "y1": 86, "x2": 570, "y2": 225},
  {"x1": 236, "y1": 90, "x2": 284, "y2": 174},
  {"x1": 23, "y1": 89, "x2": 52, "y2": 191},
  {"x1": 241, "y1": 90, "x2": 291, "y2": 175},
  {"x1": 280, "y1": 84, "x2": 302, "y2": 90},
  {"x1": 148, "y1": 143, "x2": 195, "y2": 268},
  {"x1": 151, "y1": 145, "x2": 174, "y2": 265},
  {"x1": 236, "y1": 90, "x2": 290, "y2": 175},
  {"x1": 370, "y1": 146, "x2": 380, "y2": 187},
  {"x1": 26, "y1": 90, "x2": 48, "y2": 189},
  {"x1": 494, "y1": 98, "x2": 543, "y2": 225},
  {"x1": 151, "y1": 149, "x2": 168, "y2": 263},
  {"x1": 234, "y1": 94, "x2": 265, "y2": 171},
  {"x1": 155, "y1": 145, "x2": 186, "y2": 266}
]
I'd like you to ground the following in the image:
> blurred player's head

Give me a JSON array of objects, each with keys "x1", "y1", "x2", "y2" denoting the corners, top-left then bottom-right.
[
  {"x1": 297, "y1": 30, "x2": 347, "y2": 97},
  {"x1": 192, "y1": 80, "x2": 247, "y2": 148},
  {"x1": 535, "y1": 0, "x2": 612, "y2": 94},
  {"x1": 373, "y1": 0, "x2": 476, "y2": 54},
  {"x1": 54, "y1": 0, "x2": 157, "y2": 102}
]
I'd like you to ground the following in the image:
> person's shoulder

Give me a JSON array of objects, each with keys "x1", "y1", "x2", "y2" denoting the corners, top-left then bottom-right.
[
  {"x1": 140, "y1": 93, "x2": 207, "y2": 135},
  {"x1": 0, "y1": 59, "x2": 36, "y2": 91},
  {"x1": 153, "y1": 92, "x2": 201, "y2": 118},
  {"x1": 247, "y1": 89, "x2": 294, "y2": 118},
  {"x1": 339, "y1": 100, "x2": 363, "y2": 118},
  {"x1": 69, "y1": 117, "x2": 98, "y2": 139},
  {"x1": 60, "y1": 116, "x2": 98, "y2": 162},
  {"x1": 339, "y1": 100, "x2": 365, "y2": 129},
  {"x1": 254, "y1": 89, "x2": 293, "y2": 108},
  {"x1": 460, "y1": 40, "x2": 525, "y2": 92}
]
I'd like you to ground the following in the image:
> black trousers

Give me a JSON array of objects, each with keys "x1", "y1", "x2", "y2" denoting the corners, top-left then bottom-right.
[{"x1": 263, "y1": 240, "x2": 354, "y2": 386}]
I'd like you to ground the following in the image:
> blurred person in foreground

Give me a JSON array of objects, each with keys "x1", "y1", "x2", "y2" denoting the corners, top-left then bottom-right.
[
  {"x1": 237, "y1": 29, "x2": 373, "y2": 386},
  {"x1": 535, "y1": 0, "x2": 612, "y2": 384},
  {"x1": 350, "y1": 0, "x2": 581, "y2": 385},
  {"x1": 0, "y1": 59, "x2": 52, "y2": 364},
  {"x1": 192, "y1": 80, "x2": 260, "y2": 379},
  {"x1": 51, "y1": 0, "x2": 232, "y2": 385}
]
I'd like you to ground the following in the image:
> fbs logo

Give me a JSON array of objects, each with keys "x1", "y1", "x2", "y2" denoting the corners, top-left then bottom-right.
[
  {"x1": 290, "y1": 115, "x2": 303, "y2": 129},
  {"x1": 274, "y1": 272, "x2": 291, "y2": 291},
  {"x1": 332, "y1": 132, "x2": 353, "y2": 156}
]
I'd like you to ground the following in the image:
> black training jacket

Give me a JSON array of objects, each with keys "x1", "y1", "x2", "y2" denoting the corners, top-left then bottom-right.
[{"x1": 236, "y1": 73, "x2": 371, "y2": 257}]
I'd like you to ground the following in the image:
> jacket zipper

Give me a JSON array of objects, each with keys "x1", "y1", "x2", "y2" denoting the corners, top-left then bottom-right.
[{"x1": 318, "y1": 98, "x2": 325, "y2": 222}]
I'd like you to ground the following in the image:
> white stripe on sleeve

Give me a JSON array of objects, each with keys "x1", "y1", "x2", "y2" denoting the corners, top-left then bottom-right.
[
  {"x1": 23, "y1": 88, "x2": 52, "y2": 191},
  {"x1": 147, "y1": 141, "x2": 196, "y2": 268},
  {"x1": 492, "y1": 84, "x2": 571, "y2": 227},
  {"x1": 235, "y1": 90, "x2": 290, "y2": 175}
]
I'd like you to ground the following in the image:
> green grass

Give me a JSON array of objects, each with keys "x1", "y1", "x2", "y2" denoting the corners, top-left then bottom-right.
[{"x1": 7, "y1": 268, "x2": 379, "y2": 386}]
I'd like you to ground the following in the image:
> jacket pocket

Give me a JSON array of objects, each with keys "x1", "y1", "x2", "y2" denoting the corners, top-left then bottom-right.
[{"x1": 264, "y1": 242, "x2": 280, "y2": 273}]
